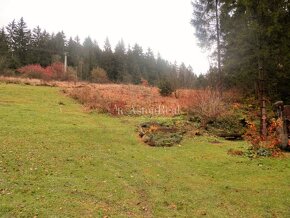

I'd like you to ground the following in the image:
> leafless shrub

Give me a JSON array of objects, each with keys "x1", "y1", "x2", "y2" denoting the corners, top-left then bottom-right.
[
  {"x1": 189, "y1": 88, "x2": 229, "y2": 126},
  {"x1": 90, "y1": 67, "x2": 109, "y2": 83}
]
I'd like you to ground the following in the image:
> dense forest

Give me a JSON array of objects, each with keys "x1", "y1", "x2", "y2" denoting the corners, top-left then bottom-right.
[
  {"x1": 0, "y1": 17, "x2": 199, "y2": 88},
  {"x1": 192, "y1": 0, "x2": 290, "y2": 102}
]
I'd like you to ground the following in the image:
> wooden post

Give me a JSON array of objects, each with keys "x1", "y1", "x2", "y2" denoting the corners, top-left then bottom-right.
[
  {"x1": 274, "y1": 101, "x2": 288, "y2": 149},
  {"x1": 64, "y1": 52, "x2": 68, "y2": 73}
]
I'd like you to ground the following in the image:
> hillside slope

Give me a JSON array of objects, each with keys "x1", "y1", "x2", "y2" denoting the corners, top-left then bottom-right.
[{"x1": 0, "y1": 83, "x2": 289, "y2": 217}]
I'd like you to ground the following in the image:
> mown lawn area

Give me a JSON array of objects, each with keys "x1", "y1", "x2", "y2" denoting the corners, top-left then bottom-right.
[{"x1": 0, "y1": 83, "x2": 289, "y2": 217}]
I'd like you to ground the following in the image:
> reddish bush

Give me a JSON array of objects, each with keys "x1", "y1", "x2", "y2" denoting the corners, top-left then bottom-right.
[
  {"x1": 47, "y1": 62, "x2": 65, "y2": 80},
  {"x1": 244, "y1": 118, "x2": 282, "y2": 156},
  {"x1": 17, "y1": 62, "x2": 77, "y2": 81},
  {"x1": 17, "y1": 64, "x2": 52, "y2": 80}
]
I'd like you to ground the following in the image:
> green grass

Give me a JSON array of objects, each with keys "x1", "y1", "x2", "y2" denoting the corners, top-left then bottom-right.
[{"x1": 0, "y1": 83, "x2": 290, "y2": 217}]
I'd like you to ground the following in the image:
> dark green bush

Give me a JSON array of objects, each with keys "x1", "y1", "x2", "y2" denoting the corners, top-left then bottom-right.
[
  {"x1": 158, "y1": 80, "x2": 175, "y2": 96},
  {"x1": 207, "y1": 114, "x2": 246, "y2": 139}
]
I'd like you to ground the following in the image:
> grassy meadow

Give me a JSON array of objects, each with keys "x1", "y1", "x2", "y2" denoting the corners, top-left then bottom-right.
[{"x1": 0, "y1": 83, "x2": 290, "y2": 217}]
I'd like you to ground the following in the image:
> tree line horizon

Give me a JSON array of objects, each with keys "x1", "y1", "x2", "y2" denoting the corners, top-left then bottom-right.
[
  {"x1": 0, "y1": 17, "x2": 203, "y2": 88},
  {"x1": 0, "y1": 4, "x2": 289, "y2": 104}
]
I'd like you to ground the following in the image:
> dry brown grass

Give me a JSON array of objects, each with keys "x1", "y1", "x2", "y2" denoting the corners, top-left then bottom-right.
[
  {"x1": 64, "y1": 84, "x2": 229, "y2": 116},
  {"x1": 0, "y1": 76, "x2": 87, "y2": 88},
  {"x1": 0, "y1": 76, "x2": 48, "y2": 86},
  {"x1": 65, "y1": 84, "x2": 187, "y2": 115},
  {"x1": 1, "y1": 76, "x2": 240, "y2": 116}
]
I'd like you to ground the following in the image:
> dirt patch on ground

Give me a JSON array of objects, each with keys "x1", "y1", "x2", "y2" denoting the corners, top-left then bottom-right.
[{"x1": 135, "y1": 188, "x2": 153, "y2": 218}]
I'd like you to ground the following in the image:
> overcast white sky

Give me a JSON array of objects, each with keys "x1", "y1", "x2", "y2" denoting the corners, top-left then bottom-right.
[{"x1": 0, "y1": 0, "x2": 209, "y2": 74}]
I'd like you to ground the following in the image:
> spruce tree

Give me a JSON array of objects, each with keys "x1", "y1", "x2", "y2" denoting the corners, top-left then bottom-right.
[
  {"x1": 101, "y1": 37, "x2": 115, "y2": 81},
  {"x1": 0, "y1": 27, "x2": 10, "y2": 71},
  {"x1": 114, "y1": 39, "x2": 127, "y2": 82},
  {"x1": 15, "y1": 17, "x2": 31, "y2": 65}
]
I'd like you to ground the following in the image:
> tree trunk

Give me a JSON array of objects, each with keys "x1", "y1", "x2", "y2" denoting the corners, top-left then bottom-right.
[
  {"x1": 259, "y1": 66, "x2": 267, "y2": 138},
  {"x1": 215, "y1": 0, "x2": 222, "y2": 96}
]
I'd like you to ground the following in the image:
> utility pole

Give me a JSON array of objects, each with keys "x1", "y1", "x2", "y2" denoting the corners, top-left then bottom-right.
[
  {"x1": 64, "y1": 52, "x2": 68, "y2": 73},
  {"x1": 78, "y1": 58, "x2": 83, "y2": 80}
]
